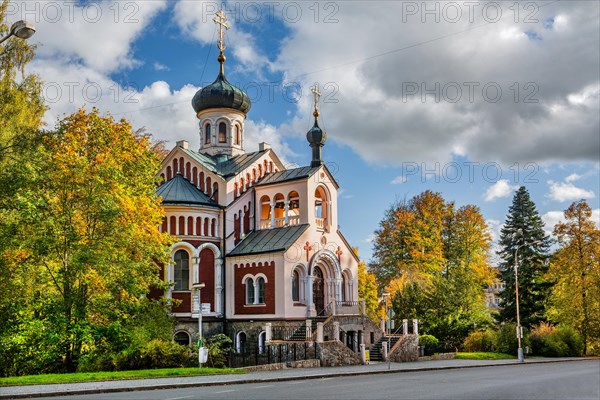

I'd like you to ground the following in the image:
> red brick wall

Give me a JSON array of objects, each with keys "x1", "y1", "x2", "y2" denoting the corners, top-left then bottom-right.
[{"x1": 234, "y1": 261, "x2": 275, "y2": 315}]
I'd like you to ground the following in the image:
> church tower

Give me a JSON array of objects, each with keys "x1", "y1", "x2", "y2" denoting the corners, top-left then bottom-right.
[{"x1": 191, "y1": 11, "x2": 251, "y2": 158}]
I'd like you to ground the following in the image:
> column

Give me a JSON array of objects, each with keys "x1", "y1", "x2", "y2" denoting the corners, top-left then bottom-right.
[
  {"x1": 335, "y1": 278, "x2": 342, "y2": 302},
  {"x1": 402, "y1": 319, "x2": 408, "y2": 335},
  {"x1": 166, "y1": 263, "x2": 174, "y2": 300},
  {"x1": 333, "y1": 321, "x2": 340, "y2": 342},
  {"x1": 382, "y1": 341, "x2": 388, "y2": 361},
  {"x1": 305, "y1": 319, "x2": 312, "y2": 341},
  {"x1": 215, "y1": 259, "x2": 223, "y2": 315},
  {"x1": 284, "y1": 200, "x2": 289, "y2": 225},
  {"x1": 270, "y1": 201, "x2": 275, "y2": 228},
  {"x1": 316, "y1": 322, "x2": 324, "y2": 343},
  {"x1": 265, "y1": 323, "x2": 272, "y2": 343},
  {"x1": 413, "y1": 319, "x2": 419, "y2": 336},
  {"x1": 306, "y1": 275, "x2": 315, "y2": 316}
]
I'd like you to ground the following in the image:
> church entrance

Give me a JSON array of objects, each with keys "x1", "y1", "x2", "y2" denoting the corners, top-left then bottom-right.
[{"x1": 313, "y1": 266, "x2": 325, "y2": 314}]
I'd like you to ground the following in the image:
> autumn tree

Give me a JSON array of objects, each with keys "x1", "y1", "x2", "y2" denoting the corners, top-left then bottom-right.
[
  {"x1": 371, "y1": 191, "x2": 494, "y2": 344},
  {"x1": 358, "y1": 261, "x2": 383, "y2": 323},
  {"x1": 547, "y1": 200, "x2": 600, "y2": 354},
  {"x1": 497, "y1": 186, "x2": 551, "y2": 328},
  {"x1": 2, "y1": 109, "x2": 172, "y2": 373}
]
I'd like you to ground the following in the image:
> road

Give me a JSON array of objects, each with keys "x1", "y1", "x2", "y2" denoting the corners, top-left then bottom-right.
[{"x1": 39, "y1": 360, "x2": 599, "y2": 400}]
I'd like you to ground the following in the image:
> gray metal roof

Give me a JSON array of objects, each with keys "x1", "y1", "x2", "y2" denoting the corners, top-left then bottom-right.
[
  {"x1": 228, "y1": 224, "x2": 310, "y2": 256},
  {"x1": 156, "y1": 175, "x2": 219, "y2": 207},
  {"x1": 255, "y1": 166, "x2": 319, "y2": 187},
  {"x1": 179, "y1": 147, "x2": 267, "y2": 180}
]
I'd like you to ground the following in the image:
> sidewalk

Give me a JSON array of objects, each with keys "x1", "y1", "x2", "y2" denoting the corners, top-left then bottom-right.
[{"x1": 1, "y1": 357, "x2": 597, "y2": 399}]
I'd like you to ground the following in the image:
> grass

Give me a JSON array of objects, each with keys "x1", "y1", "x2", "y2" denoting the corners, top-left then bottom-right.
[
  {"x1": 0, "y1": 367, "x2": 244, "y2": 387},
  {"x1": 455, "y1": 352, "x2": 517, "y2": 360}
]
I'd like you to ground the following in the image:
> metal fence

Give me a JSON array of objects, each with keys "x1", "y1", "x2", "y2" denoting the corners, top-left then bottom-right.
[{"x1": 229, "y1": 341, "x2": 320, "y2": 368}]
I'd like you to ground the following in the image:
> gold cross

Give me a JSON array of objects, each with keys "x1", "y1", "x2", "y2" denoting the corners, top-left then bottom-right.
[
  {"x1": 336, "y1": 246, "x2": 343, "y2": 262},
  {"x1": 213, "y1": 10, "x2": 230, "y2": 53},
  {"x1": 311, "y1": 82, "x2": 321, "y2": 114}
]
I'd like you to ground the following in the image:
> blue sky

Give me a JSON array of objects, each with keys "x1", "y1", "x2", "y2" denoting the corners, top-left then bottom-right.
[{"x1": 8, "y1": 0, "x2": 599, "y2": 261}]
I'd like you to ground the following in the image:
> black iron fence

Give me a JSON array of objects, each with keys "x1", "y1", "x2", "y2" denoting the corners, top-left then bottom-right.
[{"x1": 229, "y1": 341, "x2": 320, "y2": 368}]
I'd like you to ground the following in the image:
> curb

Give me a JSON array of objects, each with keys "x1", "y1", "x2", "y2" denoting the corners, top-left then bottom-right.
[{"x1": 2, "y1": 358, "x2": 598, "y2": 399}]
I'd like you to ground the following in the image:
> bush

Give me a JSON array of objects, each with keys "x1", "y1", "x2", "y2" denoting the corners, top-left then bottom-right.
[
  {"x1": 419, "y1": 334, "x2": 439, "y2": 356},
  {"x1": 113, "y1": 339, "x2": 195, "y2": 371},
  {"x1": 531, "y1": 323, "x2": 584, "y2": 357},
  {"x1": 204, "y1": 334, "x2": 232, "y2": 368},
  {"x1": 462, "y1": 329, "x2": 497, "y2": 352},
  {"x1": 494, "y1": 323, "x2": 529, "y2": 355}
]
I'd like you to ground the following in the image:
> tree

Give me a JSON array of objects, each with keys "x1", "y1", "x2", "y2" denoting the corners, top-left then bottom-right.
[
  {"x1": 547, "y1": 200, "x2": 600, "y2": 354},
  {"x1": 357, "y1": 260, "x2": 383, "y2": 323},
  {"x1": 497, "y1": 186, "x2": 551, "y2": 328},
  {"x1": 371, "y1": 191, "x2": 494, "y2": 344},
  {"x1": 5, "y1": 109, "x2": 172, "y2": 373}
]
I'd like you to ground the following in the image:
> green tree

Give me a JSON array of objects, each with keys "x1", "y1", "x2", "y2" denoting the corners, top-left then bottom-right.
[
  {"x1": 547, "y1": 200, "x2": 600, "y2": 354},
  {"x1": 371, "y1": 191, "x2": 494, "y2": 345},
  {"x1": 6, "y1": 109, "x2": 172, "y2": 373},
  {"x1": 497, "y1": 186, "x2": 551, "y2": 328}
]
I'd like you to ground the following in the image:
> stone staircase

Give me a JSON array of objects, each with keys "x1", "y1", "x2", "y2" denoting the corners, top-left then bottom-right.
[{"x1": 369, "y1": 335, "x2": 402, "y2": 361}]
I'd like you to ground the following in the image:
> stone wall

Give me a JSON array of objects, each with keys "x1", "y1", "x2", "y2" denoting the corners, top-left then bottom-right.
[
  {"x1": 418, "y1": 353, "x2": 456, "y2": 361},
  {"x1": 389, "y1": 334, "x2": 419, "y2": 362},
  {"x1": 318, "y1": 341, "x2": 363, "y2": 367},
  {"x1": 242, "y1": 359, "x2": 320, "y2": 372},
  {"x1": 334, "y1": 315, "x2": 384, "y2": 349}
]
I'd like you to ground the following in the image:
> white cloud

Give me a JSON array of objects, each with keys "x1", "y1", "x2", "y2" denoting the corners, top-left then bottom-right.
[
  {"x1": 542, "y1": 208, "x2": 600, "y2": 235},
  {"x1": 565, "y1": 173, "x2": 582, "y2": 182},
  {"x1": 390, "y1": 175, "x2": 407, "y2": 185},
  {"x1": 153, "y1": 62, "x2": 170, "y2": 72},
  {"x1": 547, "y1": 180, "x2": 596, "y2": 202},
  {"x1": 484, "y1": 179, "x2": 518, "y2": 201}
]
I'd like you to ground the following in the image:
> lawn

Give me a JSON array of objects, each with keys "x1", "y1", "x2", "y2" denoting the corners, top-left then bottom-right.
[
  {"x1": 455, "y1": 352, "x2": 516, "y2": 360},
  {"x1": 0, "y1": 367, "x2": 244, "y2": 387}
]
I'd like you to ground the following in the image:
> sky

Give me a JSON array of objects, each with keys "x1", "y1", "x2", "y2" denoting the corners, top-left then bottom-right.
[{"x1": 7, "y1": 0, "x2": 599, "y2": 262}]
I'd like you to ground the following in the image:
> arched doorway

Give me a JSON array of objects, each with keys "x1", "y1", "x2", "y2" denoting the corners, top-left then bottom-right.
[{"x1": 313, "y1": 266, "x2": 325, "y2": 314}]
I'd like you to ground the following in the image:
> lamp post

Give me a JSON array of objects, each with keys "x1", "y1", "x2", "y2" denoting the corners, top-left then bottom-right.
[
  {"x1": 382, "y1": 292, "x2": 391, "y2": 369},
  {"x1": 514, "y1": 240, "x2": 542, "y2": 362},
  {"x1": 193, "y1": 282, "x2": 206, "y2": 368},
  {"x1": 0, "y1": 20, "x2": 36, "y2": 46}
]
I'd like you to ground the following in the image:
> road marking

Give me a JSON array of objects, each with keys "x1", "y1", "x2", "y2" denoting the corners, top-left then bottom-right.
[
  {"x1": 214, "y1": 389, "x2": 237, "y2": 394},
  {"x1": 253, "y1": 385, "x2": 273, "y2": 389},
  {"x1": 165, "y1": 396, "x2": 195, "y2": 400},
  {"x1": 321, "y1": 377, "x2": 334, "y2": 381},
  {"x1": 287, "y1": 381, "x2": 303, "y2": 384}
]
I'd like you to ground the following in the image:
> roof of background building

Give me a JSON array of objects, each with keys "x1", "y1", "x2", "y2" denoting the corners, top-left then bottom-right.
[
  {"x1": 156, "y1": 174, "x2": 219, "y2": 207},
  {"x1": 228, "y1": 224, "x2": 310, "y2": 256}
]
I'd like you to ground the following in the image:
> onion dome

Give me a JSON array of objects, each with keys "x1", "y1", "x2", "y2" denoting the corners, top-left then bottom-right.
[
  {"x1": 192, "y1": 55, "x2": 251, "y2": 114},
  {"x1": 307, "y1": 110, "x2": 326, "y2": 167}
]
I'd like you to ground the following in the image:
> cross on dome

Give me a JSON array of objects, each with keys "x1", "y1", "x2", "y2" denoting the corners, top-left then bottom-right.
[
  {"x1": 213, "y1": 10, "x2": 230, "y2": 54},
  {"x1": 310, "y1": 82, "x2": 321, "y2": 119}
]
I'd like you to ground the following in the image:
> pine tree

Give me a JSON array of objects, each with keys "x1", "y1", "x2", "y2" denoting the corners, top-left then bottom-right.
[{"x1": 497, "y1": 186, "x2": 551, "y2": 328}]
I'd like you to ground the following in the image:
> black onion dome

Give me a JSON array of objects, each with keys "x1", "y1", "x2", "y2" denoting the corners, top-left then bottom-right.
[
  {"x1": 306, "y1": 120, "x2": 326, "y2": 146},
  {"x1": 192, "y1": 71, "x2": 251, "y2": 114}
]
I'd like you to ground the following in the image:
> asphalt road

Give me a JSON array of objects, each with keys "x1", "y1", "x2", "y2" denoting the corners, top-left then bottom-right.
[{"x1": 40, "y1": 360, "x2": 599, "y2": 400}]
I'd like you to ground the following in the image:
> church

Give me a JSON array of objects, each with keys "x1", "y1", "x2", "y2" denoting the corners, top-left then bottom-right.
[{"x1": 153, "y1": 11, "x2": 383, "y2": 362}]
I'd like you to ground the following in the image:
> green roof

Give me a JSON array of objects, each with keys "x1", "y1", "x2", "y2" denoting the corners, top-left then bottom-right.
[
  {"x1": 156, "y1": 175, "x2": 219, "y2": 207},
  {"x1": 228, "y1": 224, "x2": 310, "y2": 257},
  {"x1": 255, "y1": 166, "x2": 319, "y2": 187},
  {"x1": 179, "y1": 147, "x2": 268, "y2": 180}
]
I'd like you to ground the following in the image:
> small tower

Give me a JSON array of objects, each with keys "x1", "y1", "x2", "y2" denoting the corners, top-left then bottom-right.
[
  {"x1": 191, "y1": 10, "x2": 251, "y2": 158},
  {"x1": 306, "y1": 83, "x2": 327, "y2": 167}
]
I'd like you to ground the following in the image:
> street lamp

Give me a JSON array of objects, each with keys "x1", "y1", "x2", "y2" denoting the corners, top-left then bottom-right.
[
  {"x1": 382, "y1": 292, "x2": 391, "y2": 369},
  {"x1": 0, "y1": 20, "x2": 36, "y2": 46},
  {"x1": 514, "y1": 240, "x2": 542, "y2": 363},
  {"x1": 193, "y1": 282, "x2": 206, "y2": 369}
]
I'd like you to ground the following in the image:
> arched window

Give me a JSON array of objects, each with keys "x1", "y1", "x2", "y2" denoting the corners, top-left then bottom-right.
[
  {"x1": 218, "y1": 122, "x2": 227, "y2": 143},
  {"x1": 258, "y1": 165, "x2": 263, "y2": 177},
  {"x1": 292, "y1": 270, "x2": 300, "y2": 302},
  {"x1": 185, "y1": 162, "x2": 191, "y2": 180},
  {"x1": 288, "y1": 191, "x2": 300, "y2": 225},
  {"x1": 204, "y1": 123, "x2": 211, "y2": 144},
  {"x1": 314, "y1": 186, "x2": 329, "y2": 230},
  {"x1": 173, "y1": 158, "x2": 179, "y2": 174},
  {"x1": 178, "y1": 216, "x2": 185, "y2": 235},
  {"x1": 174, "y1": 331, "x2": 190, "y2": 346},
  {"x1": 236, "y1": 331, "x2": 247, "y2": 354},
  {"x1": 273, "y1": 193, "x2": 285, "y2": 226},
  {"x1": 169, "y1": 216, "x2": 176, "y2": 235},
  {"x1": 257, "y1": 277, "x2": 265, "y2": 304},
  {"x1": 234, "y1": 124, "x2": 241, "y2": 145},
  {"x1": 260, "y1": 195, "x2": 271, "y2": 228},
  {"x1": 211, "y1": 218, "x2": 216, "y2": 237},
  {"x1": 342, "y1": 274, "x2": 347, "y2": 302},
  {"x1": 246, "y1": 277, "x2": 255, "y2": 305},
  {"x1": 166, "y1": 166, "x2": 172, "y2": 180},
  {"x1": 191, "y1": 167, "x2": 197, "y2": 185},
  {"x1": 187, "y1": 216, "x2": 193, "y2": 236},
  {"x1": 174, "y1": 250, "x2": 189, "y2": 291},
  {"x1": 213, "y1": 182, "x2": 218, "y2": 202},
  {"x1": 196, "y1": 217, "x2": 202, "y2": 236},
  {"x1": 199, "y1": 172, "x2": 205, "y2": 191},
  {"x1": 258, "y1": 331, "x2": 266, "y2": 354}
]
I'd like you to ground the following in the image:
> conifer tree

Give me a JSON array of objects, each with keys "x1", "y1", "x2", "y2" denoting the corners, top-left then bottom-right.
[{"x1": 497, "y1": 186, "x2": 551, "y2": 328}]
